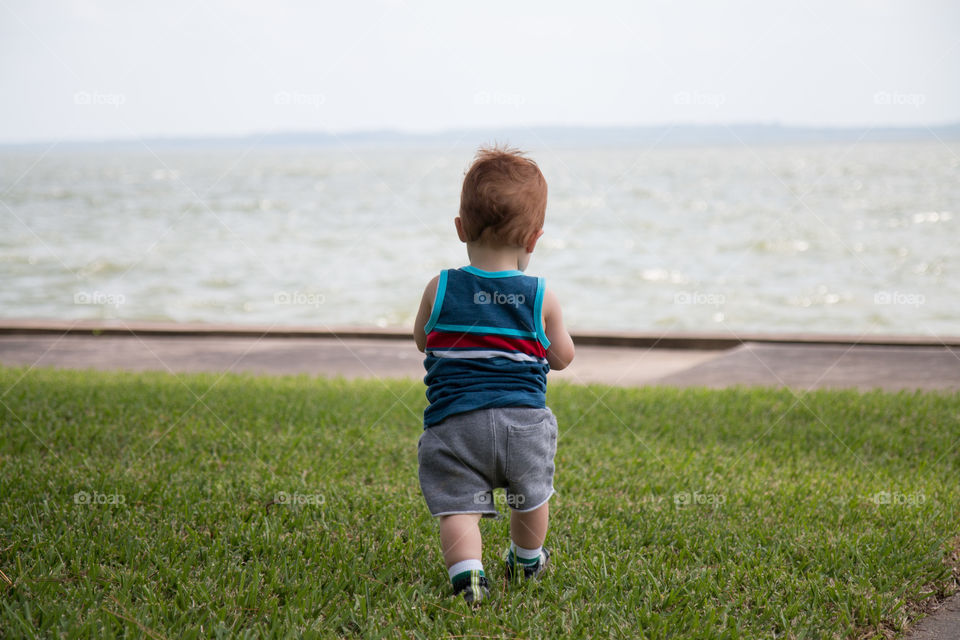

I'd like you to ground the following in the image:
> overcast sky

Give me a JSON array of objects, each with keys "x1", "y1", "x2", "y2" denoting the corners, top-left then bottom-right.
[{"x1": 1, "y1": 0, "x2": 958, "y2": 144}]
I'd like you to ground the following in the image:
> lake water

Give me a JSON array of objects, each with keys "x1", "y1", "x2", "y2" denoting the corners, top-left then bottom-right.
[{"x1": 1, "y1": 141, "x2": 957, "y2": 337}]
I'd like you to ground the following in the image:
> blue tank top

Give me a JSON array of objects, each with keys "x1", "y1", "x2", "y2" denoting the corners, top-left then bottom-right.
[{"x1": 422, "y1": 266, "x2": 551, "y2": 428}]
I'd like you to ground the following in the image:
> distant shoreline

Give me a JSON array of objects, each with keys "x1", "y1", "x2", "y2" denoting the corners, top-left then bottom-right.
[
  {"x1": 2, "y1": 319, "x2": 958, "y2": 350},
  {"x1": 2, "y1": 122, "x2": 959, "y2": 151}
]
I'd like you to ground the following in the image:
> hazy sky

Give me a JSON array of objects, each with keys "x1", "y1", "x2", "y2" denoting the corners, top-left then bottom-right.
[{"x1": 1, "y1": 0, "x2": 958, "y2": 143}]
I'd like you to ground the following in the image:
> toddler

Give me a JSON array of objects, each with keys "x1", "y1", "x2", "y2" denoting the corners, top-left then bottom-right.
[{"x1": 413, "y1": 145, "x2": 575, "y2": 604}]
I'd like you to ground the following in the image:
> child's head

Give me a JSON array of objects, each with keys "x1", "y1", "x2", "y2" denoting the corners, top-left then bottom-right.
[{"x1": 457, "y1": 145, "x2": 547, "y2": 250}]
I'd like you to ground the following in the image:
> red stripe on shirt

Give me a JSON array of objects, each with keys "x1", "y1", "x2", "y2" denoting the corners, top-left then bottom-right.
[{"x1": 426, "y1": 331, "x2": 547, "y2": 359}]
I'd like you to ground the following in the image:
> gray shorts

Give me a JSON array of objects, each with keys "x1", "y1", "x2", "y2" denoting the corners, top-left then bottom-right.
[{"x1": 417, "y1": 406, "x2": 558, "y2": 519}]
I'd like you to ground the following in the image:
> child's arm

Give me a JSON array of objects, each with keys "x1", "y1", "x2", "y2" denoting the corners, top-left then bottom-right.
[
  {"x1": 413, "y1": 275, "x2": 440, "y2": 353},
  {"x1": 542, "y1": 287, "x2": 575, "y2": 370}
]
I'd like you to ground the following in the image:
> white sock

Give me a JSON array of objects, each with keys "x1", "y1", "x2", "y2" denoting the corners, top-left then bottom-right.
[
  {"x1": 510, "y1": 541, "x2": 543, "y2": 565},
  {"x1": 448, "y1": 558, "x2": 484, "y2": 581}
]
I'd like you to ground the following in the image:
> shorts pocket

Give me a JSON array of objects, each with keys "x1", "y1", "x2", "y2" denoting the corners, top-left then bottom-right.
[
  {"x1": 504, "y1": 418, "x2": 557, "y2": 510},
  {"x1": 500, "y1": 407, "x2": 553, "y2": 432},
  {"x1": 507, "y1": 417, "x2": 551, "y2": 437}
]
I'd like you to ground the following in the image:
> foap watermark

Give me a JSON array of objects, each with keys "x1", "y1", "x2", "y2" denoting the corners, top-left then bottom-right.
[
  {"x1": 474, "y1": 91, "x2": 526, "y2": 107},
  {"x1": 74, "y1": 291, "x2": 125, "y2": 308},
  {"x1": 274, "y1": 290, "x2": 325, "y2": 307},
  {"x1": 73, "y1": 90, "x2": 126, "y2": 108},
  {"x1": 871, "y1": 490, "x2": 925, "y2": 507},
  {"x1": 274, "y1": 491, "x2": 325, "y2": 506},
  {"x1": 674, "y1": 91, "x2": 726, "y2": 108},
  {"x1": 473, "y1": 290, "x2": 525, "y2": 308},
  {"x1": 673, "y1": 291, "x2": 725, "y2": 307},
  {"x1": 73, "y1": 490, "x2": 125, "y2": 505},
  {"x1": 874, "y1": 290, "x2": 924, "y2": 308},
  {"x1": 873, "y1": 91, "x2": 926, "y2": 108},
  {"x1": 673, "y1": 490, "x2": 725, "y2": 507},
  {"x1": 474, "y1": 490, "x2": 526, "y2": 508},
  {"x1": 274, "y1": 90, "x2": 325, "y2": 109}
]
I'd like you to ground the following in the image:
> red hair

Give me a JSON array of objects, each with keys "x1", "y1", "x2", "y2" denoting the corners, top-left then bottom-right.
[{"x1": 458, "y1": 145, "x2": 547, "y2": 247}]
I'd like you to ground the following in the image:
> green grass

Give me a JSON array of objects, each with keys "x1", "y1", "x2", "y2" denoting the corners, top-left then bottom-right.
[{"x1": 1, "y1": 365, "x2": 958, "y2": 639}]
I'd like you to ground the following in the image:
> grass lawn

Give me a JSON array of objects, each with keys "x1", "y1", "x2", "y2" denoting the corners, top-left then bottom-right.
[{"x1": 1, "y1": 365, "x2": 959, "y2": 639}]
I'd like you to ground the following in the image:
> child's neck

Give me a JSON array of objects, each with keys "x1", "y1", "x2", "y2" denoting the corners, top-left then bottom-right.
[{"x1": 465, "y1": 242, "x2": 525, "y2": 272}]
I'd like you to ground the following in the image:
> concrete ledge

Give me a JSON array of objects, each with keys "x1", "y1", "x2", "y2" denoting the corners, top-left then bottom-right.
[{"x1": 1, "y1": 319, "x2": 959, "y2": 349}]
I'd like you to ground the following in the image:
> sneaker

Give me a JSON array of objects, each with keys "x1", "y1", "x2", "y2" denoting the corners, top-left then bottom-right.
[
  {"x1": 504, "y1": 546, "x2": 551, "y2": 581},
  {"x1": 452, "y1": 570, "x2": 491, "y2": 605}
]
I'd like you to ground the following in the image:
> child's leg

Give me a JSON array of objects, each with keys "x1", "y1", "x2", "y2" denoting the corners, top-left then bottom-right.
[
  {"x1": 439, "y1": 513, "x2": 489, "y2": 602},
  {"x1": 509, "y1": 500, "x2": 549, "y2": 549},
  {"x1": 506, "y1": 501, "x2": 551, "y2": 578},
  {"x1": 439, "y1": 513, "x2": 483, "y2": 567}
]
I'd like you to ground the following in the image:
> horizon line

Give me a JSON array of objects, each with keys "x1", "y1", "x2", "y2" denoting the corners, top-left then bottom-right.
[{"x1": 3, "y1": 119, "x2": 959, "y2": 149}]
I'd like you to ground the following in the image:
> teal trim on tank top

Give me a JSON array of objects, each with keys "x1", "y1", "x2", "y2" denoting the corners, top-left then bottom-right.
[
  {"x1": 460, "y1": 265, "x2": 525, "y2": 278},
  {"x1": 533, "y1": 277, "x2": 551, "y2": 348},
  {"x1": 431, "y1": 323, "x2": 538, "y2": 339},
  {"x1": 423, "y1": 270, "x2": 448, "y2": 334}
]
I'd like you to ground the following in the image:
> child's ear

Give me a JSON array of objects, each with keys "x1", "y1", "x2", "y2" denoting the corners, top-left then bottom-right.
[
  {"x1": 455, "y1": 217, "x2": 468, "y2": 243},
  {"x1": 525, "y1": 229, "x2": 544, "y2": 253}
]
